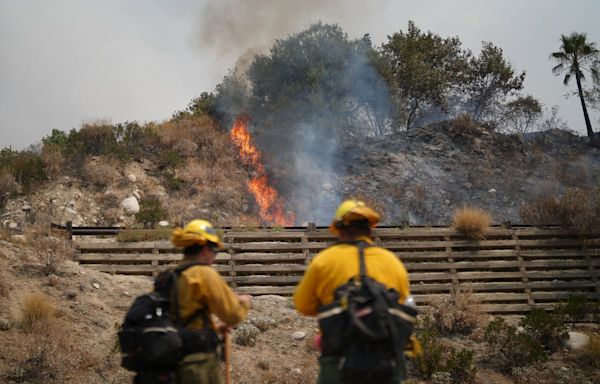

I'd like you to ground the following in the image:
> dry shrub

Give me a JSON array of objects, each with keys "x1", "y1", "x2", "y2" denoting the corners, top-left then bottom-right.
[
  {"x1": 40, "y1": 147, "x2": 64, "y2": 178},
  {"x1": 520, "y1": 187, "x2": 600, "y2": 233},
  {"x1": 96, "y1": 191, "x2": 120, "y2": 207},
  {"x1": 554, "y1": 159, "x2": 591, "y2": 187},
  {"x1": 174, "y1": 139, "x2": 199, "y2": 157},
  {"x1": 451, "y1": 114, "x2": 481, "y2": 137},
  {"x1": 0, "y1": 171, "x2": 18, "y2": 208},
  {"x1": 204, "y1": 186, "x2": 232, "y2": 209},
  {"x1": 10, "y1": 315, "x2": 85, "y2": 383},
  {"x1": 101, "y1": 208, "x2": 121, "y2": 225},
  {"x1": 180, "y1": 161, "x2": 222, "y2": 186},
  {"x1": 20, "y1": 292, "x2": 56, "y2": 332},
  {"x1": 28, "y1": 235, "x2": 74, "y2": 275},
  {"x1": 452, "y1": 207, "x2": 491, "y2": 240},
  {"x1": 82, "y1": 158, "x2": 122, "y2": 188},
  {"x1": 427, "y1": 288, "x2": 485, "y2": 335}
]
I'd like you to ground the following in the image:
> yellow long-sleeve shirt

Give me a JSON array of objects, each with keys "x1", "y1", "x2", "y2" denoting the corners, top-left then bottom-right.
[
  {"x1": 175, "y1": 264, "x2": 249, "y2": 329},
  {"x1": 293, "y1": 238, "x2": 410, "y2": 316}
]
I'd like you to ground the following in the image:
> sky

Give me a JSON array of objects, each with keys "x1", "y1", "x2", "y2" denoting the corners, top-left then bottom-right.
[{"x1": 1, "y1": 0, "x2": 599, "y2": 149}]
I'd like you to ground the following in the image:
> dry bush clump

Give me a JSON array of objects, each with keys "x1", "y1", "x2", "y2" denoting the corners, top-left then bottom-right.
[
  {"x1": 174, "y1": 139, "x2": 199, "y2": 158},
  {"x1": 95, "y1": 191, "x2": 120, "y2": 207},
  {"x1": 0, "y1": 171, "x2": 18, "y2": 208},
  {"x1": 554, "y1": 159, "x2": 592, "y2": 187},
  {"x1": 28, "y1": 234, "x2": 74, "y2": 275},
  {"x1": 40, "y1": 147, "x2": 64, "y2": 178},
  {"x1": 180, "y1": 161, "x2": 223, "y2": 186},
  {"x1": 20, "y1": 292, "x2": 56, "y2": 332},
  {"x1": 233, "y1": 322, "x2": 260, "y2": 347},
  {"x1": 204, "y1": 186, "x2": 232, "y2": 210},
  {"x1": 10, "y1": 313, "x2": 86, "y2": 383},
  {"x1": 452, "y1": 207, "x2": 491, "y2": 240},
  {"x1": 82, "y1": 158, "x2": 122, "y2": 188},
  {"x1": 520, "y1": 187, "x2": 600, "y2": 233},
  {"x1": 426, "y1": 289, "x2": 486, "y2": 335}
]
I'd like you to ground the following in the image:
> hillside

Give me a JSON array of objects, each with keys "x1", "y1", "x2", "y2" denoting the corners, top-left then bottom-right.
[{"x1": 2, "y1": 116, "x2": 599, "y2": 231}]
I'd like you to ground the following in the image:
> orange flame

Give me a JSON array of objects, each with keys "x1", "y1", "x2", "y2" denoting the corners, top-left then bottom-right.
[{"x1": 230, "y1": 114, "x2": 294, "y2": 226}]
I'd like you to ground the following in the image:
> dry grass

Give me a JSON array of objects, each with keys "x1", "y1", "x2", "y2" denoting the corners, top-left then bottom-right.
[
  {"x1": 231, "y1": 351, "x2": 317, "y2": 384},
  {"x1": 520, "y1": 187, "x2": 600, "y2": 233},
  {"x1": 20, "y1": 292, "x2": 56, "y2": 332},
  {"x1": 9, "y1": 314, "x2": 89, "y2": 383},
  {"x1": 452, "y1": 207, "x2": 491, "y2": 240},
  {"x1": 426, "y1": 288, "x2": 486, "y2": 335}
]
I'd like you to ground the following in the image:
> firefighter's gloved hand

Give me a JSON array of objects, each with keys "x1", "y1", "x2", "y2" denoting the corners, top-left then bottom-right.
[{"x1": 404, "y1": 335, "x2": 423, "y2": 359}]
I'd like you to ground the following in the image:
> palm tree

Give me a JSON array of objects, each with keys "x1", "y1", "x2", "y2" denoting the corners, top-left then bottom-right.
[{"x1": 551, "y1": 33, "x2": 600, "y2": 146}]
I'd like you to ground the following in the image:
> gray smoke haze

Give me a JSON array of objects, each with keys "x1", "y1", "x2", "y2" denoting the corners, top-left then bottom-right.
[{"x1": 196, "y1": 0, "x2": 370, "y2": 57}]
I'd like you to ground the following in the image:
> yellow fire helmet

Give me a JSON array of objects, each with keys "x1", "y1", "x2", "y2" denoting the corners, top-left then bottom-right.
[
  {"x1": 329, "y1": 199, "x2": 381, "y2": 235},
  {"x1": 171, "y1": 219, "x2": 224, "y2": 250}
]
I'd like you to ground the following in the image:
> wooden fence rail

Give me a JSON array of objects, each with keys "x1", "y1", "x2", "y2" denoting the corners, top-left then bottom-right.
[{"x1": 75, "y1": 227, "x2": 600, "y2": 314}]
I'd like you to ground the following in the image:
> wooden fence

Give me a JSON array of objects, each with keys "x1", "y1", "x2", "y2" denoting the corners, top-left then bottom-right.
[{"x1": 75, "y1": 227, "x2": 600, "y2": 314}]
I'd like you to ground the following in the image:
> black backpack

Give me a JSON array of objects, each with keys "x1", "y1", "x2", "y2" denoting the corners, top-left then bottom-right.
[
  {"x1": 317, "y1": 241, "x2": 418, "y2": 383},
  {"x1": 118, "y1": 262, "x2": 218, "y2": 372}
]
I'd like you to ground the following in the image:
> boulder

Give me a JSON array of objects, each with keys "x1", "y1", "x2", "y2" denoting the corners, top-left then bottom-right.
[
  {"x1": 121, "y1": 196, "x2": 140, "y2": 215},
  {"x1": 159, "y1": 221, "x2": 170, "y2": 227},
  {"x1": 567, "y1": 331, "x2": 590, "y2": 350},
  {"x1": 128, "y1": 174, "x2": 137, "y2": 183}
]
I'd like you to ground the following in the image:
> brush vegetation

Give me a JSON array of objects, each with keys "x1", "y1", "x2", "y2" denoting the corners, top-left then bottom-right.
[
  {"x1": 452, "y1": 206, "x2": 491, "y2": 239},
  {"x1": 20, "y1": 292, "x2": 56, "y2": 332}
]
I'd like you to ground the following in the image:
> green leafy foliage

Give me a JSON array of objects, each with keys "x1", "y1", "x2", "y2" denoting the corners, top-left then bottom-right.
[
  {"x1": 246, "y1": 22, "x2": 389, "y2": 137},
  {"x1": 0, "y1": 147, "x2": 46, "y2": 194},
  {"x1": 555, "y1": 294, "x2": 600, "y2": 324},
  {"x1": 414, "y1": 321, "x2": 477, "y2": 383},
  {"x1": 465, "y1": 42, "x2": 525, "y2": 123},
  {"x1": 520, "y1": 309, "x2": 567, "y2": 353},
  {"x1": 484, "y1": 317, "x2": 547, "y2": 373},
  {"x1": 381, "y1": 21, "x2": 470, "y2": 130},
  {"x1": 135, "y1": 198, "x2": 167, "y2": 228}
]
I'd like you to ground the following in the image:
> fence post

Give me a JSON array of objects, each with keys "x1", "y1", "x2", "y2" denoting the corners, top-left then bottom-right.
[
  {"x1": 306, "y1": 222, "x2": 316, "y2": 232},
  {"x1": 228, "y1": 237, "x2": 236, "y2": 289},
  {"x1": 66, "y1": 221, "x2": 73, "y2": 240},
  {"x1": 514, "y1": 229, "x2": 534, "y2": 307}
]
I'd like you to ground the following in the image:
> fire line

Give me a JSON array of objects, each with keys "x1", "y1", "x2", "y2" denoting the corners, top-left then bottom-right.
[{"x1": 230, "y1": 114, "x2": 295, "y2": 226}]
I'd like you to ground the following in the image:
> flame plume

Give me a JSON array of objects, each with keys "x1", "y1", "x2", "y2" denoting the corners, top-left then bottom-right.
[{"x1": 230, "y1": 114, "x2": 294, "y2": 226}]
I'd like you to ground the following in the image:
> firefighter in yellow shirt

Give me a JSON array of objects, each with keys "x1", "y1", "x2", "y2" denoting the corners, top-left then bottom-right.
[
  {"x1": 294, "y1": 200, "x2": 413, "y2": 384},
  {"x1": 169, "y1": 219, "x2": 252, "y2": 384}
]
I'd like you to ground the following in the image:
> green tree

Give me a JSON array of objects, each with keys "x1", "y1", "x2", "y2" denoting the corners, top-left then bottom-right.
[
  {"x1": 501, "y1": 95, "x2": 543, "y2": 134},
  {"x1": 551, "y1": 32, "x2": 600, "y2": 146},
  {"x1": 465, "y1": 42, "x2": 525, "y2": 123},
  {"x1": 381, "y1": 21, "x2": 470, "y2": 130},
  {"x1": 247, "y1": 22, "x2": 388, "y2": 137}
]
